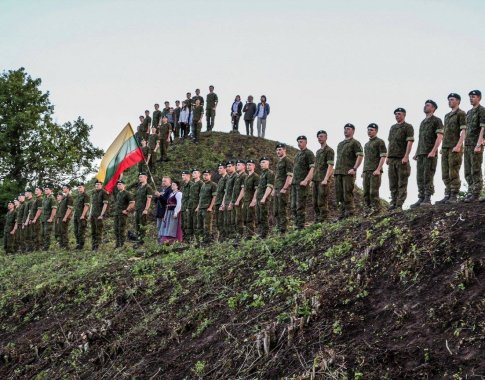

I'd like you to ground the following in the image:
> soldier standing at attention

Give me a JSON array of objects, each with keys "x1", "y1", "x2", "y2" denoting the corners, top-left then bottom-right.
[
  {"x1": 464, "y1": 90, "x2": 485, "y2": 202},
  {"x1": 273, "y1": 143, "x2": 294, "y2": 234},
  {"x1": 30, "y1": 186, "x2": 44, "y2": 251},
  {"x1": 147, "y1": 126, "x2": 160, "y2": 173},
  {"x1": 221, "y1": 161, "x2": 237, "y2": 239},
  {"x1": 387, "y1": 108, "x2": 414, "y2": 210},
  {"x1": 214, "y1": 162, "x2": 227, "y2": 241},
  {"x1": 174, "y1": 100, "x2": 181, "y2": 140},
  {"x1": 12, "y1": 199, "x2": 21, "y2": 252},
  {"x1": 139, "y1": 139, "x2": 149, "y2": 173},
  {"x1": 231, "y1": 160, "x2": 248, "y2": 239},
  {"x1": 90, "y1": 180, "x2": 109, "y2": 251},
  {"x1": 187, "y1": 169, "x2": 203, "y2": 240},
  {"x1": 241, "y1": 159, "x2": 259, "y2": 237},
  {"x1": 134, "y1": 173, "x2": 153, "y2": 246},
  {"x1": 13, "y1": 193, "x2": 26, "y2": 252},
  {"x1": 192, "y1": 99, "x2": 204, "y2": 143},
  {"x1": 41, "y1": 185, "x2": 57, "y2": 250},
  {"x1": 436, "y1": 93, "x2": 466, "y2": 204},
  {"x1": 291, "y1": 136, "x2": 315, "y2": 230},
  {"x1": 136, "y1": 115, "x2": 146, "y2": 143},
  {"x1": 206, "y1": 85, "x2": 218, "y2": 131},
  {"x1": 334, "y1": 124, "x2": 364, "y2": 219},
  {"x1": 411, "y1": 100, "x2": 444, "y2": 208},
  {"x1": 22, "y1": 189, "x2": 34, "y2": 252},
  {"x1": 58, "y1": 184, "x2": 73, "y2": 249},
  {"x1": 159, "y1": 116, "x2": 172, "y2": 162},
  {"x1": 114, "y1": 180, "x2": 135, "y2": 248},
  {"x1": 192, "y1": 89, "x2": 204, "y2": 108},
  {"x1": 362, "y1": 124, "x2": 387, "y2": 215},
  {"x1": 73, "y1": 183, "x2": 91, "y2": 250},
  {"x1": 3, "y1": 201, "x2": 16, "y2": 254},
  {"x1": 312, "y1": 130, "x2": 335, "y2": 223},
  {"x1": 250, "y1": 157, "x2": 275, "y2": 238},
  {"x1": 152, "y1": 103, "x2": 162, "y2": 129},
  {"x1": 54, "y1": 191, "x2": 64, "y2": 244},
  {"x1": 180, "y1": 171, "x2": 192, "y2": 240},
  {"x1": 143, "y1": 110, "x2": 151, "y2": 137},
  {"x1": 195, "y1": 170, "x2": 217, "y2": 243}
]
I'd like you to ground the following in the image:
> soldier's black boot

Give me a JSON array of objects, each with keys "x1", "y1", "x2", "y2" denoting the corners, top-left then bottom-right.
[
  {"x1": 464, "y1": 193, "x2": 479, "y2": 203},
  {"x1": 420, "y1": 195, "x2": 432, "y2": 207},
  {"x1": 448, "y1": 192, "x2": 459, "y2": 204},
  {"x1": 435, "y1": 193, "x2": 450, "y2": 204},
  {"x1": 410, "y1": 197, "x2": 424, "y2": 209}
]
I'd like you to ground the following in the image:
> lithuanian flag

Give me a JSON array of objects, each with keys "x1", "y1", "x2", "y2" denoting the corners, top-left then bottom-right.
[{"x1": 96, "y1": 123, "x2": 144, "y2": 192}]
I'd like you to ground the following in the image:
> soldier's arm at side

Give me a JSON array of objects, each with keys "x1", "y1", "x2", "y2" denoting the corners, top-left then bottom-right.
[
  {"x1": 429, "y1": 134, "x2": 443, "y2": 158},
  {"x1": 49, "y1": 205, "x2": 57, "y2": 222},
  {"x1": 34, "y1": 208, "x2": 42, "y2": 223},
  {"x1": 235, "y1": 187, "x2": 245, "y2": 205},
  {"x1": 144, "y1": 195, "x2": 152, "y2": 214},
  {"x1": 100, "y1": 201, "x2": 108, "y2": 218},
  {"x1": 126, "y1": 200, "x2": 135, "y2": 213},
  {"x1": 323, "y1": 164, "x2": 334, "y2": 184}
]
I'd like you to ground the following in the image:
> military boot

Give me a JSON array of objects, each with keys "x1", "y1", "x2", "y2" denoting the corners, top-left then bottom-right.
[
  {"x1": 410, "y1": 197, "x2": 424, "y2": 209},
  {"x1": 420, "y1": 195, "x2": 432, "y2": 207},
  {"x1": 435, "y1": 193, "x2": 450, "y2": 204},
  {"x1": 464, "y1": 193, "x2": 479, "y2": 203},
  {"x1": 448, "y1": 192, "x2": 459, "y2": 204}
]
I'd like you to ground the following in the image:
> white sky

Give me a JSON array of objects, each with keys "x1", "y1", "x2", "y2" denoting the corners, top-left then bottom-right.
[{"x1": 2, "y1": 0, "x2": 485, "y2": 206}]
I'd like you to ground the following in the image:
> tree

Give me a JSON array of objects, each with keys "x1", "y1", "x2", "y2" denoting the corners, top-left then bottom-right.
[{"x1": 0, "y1": 68, "x2": 103, "y2": 226}]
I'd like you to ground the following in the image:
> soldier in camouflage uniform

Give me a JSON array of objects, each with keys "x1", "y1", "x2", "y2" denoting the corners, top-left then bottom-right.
[
  {"x1": 206, "y1": 85, "x2": 218, "y2": 131},
  {"x1": 334, "y1": 124, "x2": 364, "y2": 219},
  {"x1": 241, "y1": 159, "x2": 259, "y2": 237},
  {"x1": 12, "y1": 199, "x2": 20, "y2": 252},
  {"x1": 313, "y1": 130, "x2": 335, "y2": 223},
  {"x1": 3, "y1": 201, "x2": 16, "y2": 254},
  {"x1": 436, "y1": 93, "x2": 467, "y2": 204},
  {"x1": 273, "y1": 143, "x2": 294, "y2": 233},
  {"x1": 13, "y1": 193, "x2": 26, "y2": 252},
  {"x1": 41, "y1": 185, "x2": 57, "y2": 250},
  {"x1": 174, "y1": 100, "x2": 181, "y2": 140},
  {"x1": 387, "y1": 108, "x2": 414, "y2": 210},
  {"x1": 138, "y1": 139, "x2": 149, "y2": 173},
  {"x1": 134, "y1": 173, "x2": 153, "y2": 246},
  {"x1": 136, "y1": 115, "x2": 146, "y2": 143},
  {"x1": 192, "y1": 99, "x2": 204, "y2": 143},
  {"x1": 192, "y1": 89, "x2": 204, "y2": 108},
  {"x1": 30, "y1": 186, "x2": 44, "y2": 251},
  {"x1": 54, "y1": 192, "x2": 63, "y2": 244},
  {"x1": 114, "y1": 180, "x2": 135, "y2": 248},
  {"x1": 58, "y1": 185, "x2": 74, "y2": 249},
  {"x1": 180, "y1": 171, "x2": 192, "y2": 241},
  {"x1": 230, "y1": 160, "x2": 248, "y2": 239},
  {"x1": 221, "y1": 161, "x2": 237, "y2": 239},
  {"x1": 291, "y1": 136, "x2": 315, "y2": 230},
  {"x1": 251, "y1": 157, "x2": 275, "y2": 238},
  {"x1": 187, "y1": 169, "x2": 203, "y2": 240},
  {"x1": 159, "y1": 116, "x2": 172, "y2": 162},
  {"x1": 196, "y1": 170, "x2": 217, "y2": 242},
  {"x1": 464, "y1": 90, "x2": 485, "y2": 202},
  {"x1": 147, "y1": 126, "x2": 160, "y2": 173},
  {"x1": 362, "y1": 124, "x2": 387, "y2": 215},
  {"x1": 90, "y1": 180, "x2": 109, "y2": 250},
  {"x1": 22, "y1": 189, "x2": 34, "y2": 252},
  {"x1": 214, "y1": 163, "x2": 227, "y2": 241},
  {"x1": 411, "y1": 100, "x2": 444, "y2": 208},
  {"x1": 143, "y1": 110, "x2": 151, "y2": 136},
  {"x1": 73, "y1": 183, "x2": 91, "y2": 250},
  {"x1": 152, "y1": 103, "x2": 162, "y2": 130}
]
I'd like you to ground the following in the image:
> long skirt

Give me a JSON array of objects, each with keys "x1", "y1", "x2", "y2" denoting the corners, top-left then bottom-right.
[{"x1": 159, "y1": 210, "x2": 183, "y2": 243}]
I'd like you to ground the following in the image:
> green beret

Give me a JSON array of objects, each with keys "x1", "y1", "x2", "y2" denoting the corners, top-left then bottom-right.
[
  {"x1": 448, "y1": 93, "x2": 461, "y2": 100},
  {"x1": 469, "y1": 90, "x2": 482, "y2": 97},
  {"x1": 425, "y1": 99, "x2": 438, "y2": 109},
  {"x1": 394, "y1": 107, "x2": 406, "y2": 114},
  {"x1": 344, "y1": 123, "x2": 355, "y2": 130},
  {"x1": 367, "y1": 123, "x2": 378, "y2": 130}
]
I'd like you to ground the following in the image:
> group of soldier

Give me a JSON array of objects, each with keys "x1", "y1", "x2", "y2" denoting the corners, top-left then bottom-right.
[
  {"x1": 135, "y1": 86, "x2": 219, "y2": 174},
  {"x1": 3, "y1": 89, "x2": 485, "y2": 253}
]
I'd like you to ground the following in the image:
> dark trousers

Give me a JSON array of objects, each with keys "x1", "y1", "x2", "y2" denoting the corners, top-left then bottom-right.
[
  {"x1": 464, "y1": 146, "x2": 483, "y2": 195},
  {"x1": 245, "y1": 119, "x2": 254, "y2": 136},
  {"x1": 135, "y1": 210, "x2": 147, "y2": 242},
  {"x1": 206, "y1": 109, "x2": 216, "y2": 131},
  {"x1": 59, "y1": 219, "x2": 70, "y2": 248},
  {"x1": 74, "y1": 217, "x2": 87, "y2": 248},
  {"x1": 256, "y1": 199, "x2": 271, "y2": 237},
  {"x1": 231, "y1": 115, "x2": 241, "y2": 131},
  {"x1": 193, "y1": 121, "x2": 202, "y2": 142},
  {"x1": 291, "y1": 184, "x2": 308, "y2": 229},
  {"x1": 114, "y1": 214, "x2": 128, "y2": 247},
  {"x1": 312, "y1": 180, "x2": 330, "y2": 222},
  {"x1": 41, "y1": 221, "x2": 53, "y2": 250},
  {"x1": 273, "y1": 190, "x2": 289, "y2": 232},
  {"x1": 243, "y1": 201, "x2": 256, "y2": 236},
  {"x1": 91, "y1": 216, "x2": 104, "y2": 249}
]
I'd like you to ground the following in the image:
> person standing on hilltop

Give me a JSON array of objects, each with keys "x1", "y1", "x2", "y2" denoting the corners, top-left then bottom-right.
[
  {"x1": 387, "y1": 108, "x2": 414, "y2": 211},
  {"x1": 206, "y1": 85, "x2": 218, "y2": 131},
  {"x1": 134, "y1": 173, "x2": 153, "y2": 247},
  {"x1": 243, "y1": 95, "x2": 257, "y2": 136},
  {"x1": 159, "y1": 116, "x2": 172, "y2": 162},
  {"x1": 192, "y1": 88, "x2": 204, "y2": 108},
  {"x1": 436, "y1": 93, "x2": 466, "y2": 204},
  {"x1": 362, "y1": 124, "x2": 387, "y2": 216},
  {"x1": 334, "y1": 124, "x2": 364, "y2": 219},
  {"x1": 313, "y1": 130, "x2": 335, "y2": 223},
  {"x1": 254, "y1": 95, "x2": 270, "y2": 138},
  {"x1": 241, "y1": 159, "x2": 259, "y2": 237},
  {"x1": 152, "y1": 103, "x2": 162, "y2": 130},
  {"x1": 174, "y1": 100, "x2": 181, "y2": 140},
  {"x1": 410, "y1": 100, "x2": 443, "y2": 208},
  {"x1": 273, "y1": 143, "x2": 293, "y2": 234},
  {"x1": 192, "y1": 99, "x2": 204, "y2": 144},
  {"x1": 195, "y1": 170, "x2": 217, "y2": 243},
  {"x1": 231, "y1": 95, "x2": 243, "y2": 132}
]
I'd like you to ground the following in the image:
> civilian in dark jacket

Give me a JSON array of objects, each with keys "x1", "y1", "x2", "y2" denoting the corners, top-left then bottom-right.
[
  {"x1": 243, "y1": 95, "x2": 257, "y2": 136},
  {"x1": 154, "y1": 176, "x2": 173, "y2": 232},
  {"x1": 231, "y1": 95, "x2": 243, "y2": 132}
]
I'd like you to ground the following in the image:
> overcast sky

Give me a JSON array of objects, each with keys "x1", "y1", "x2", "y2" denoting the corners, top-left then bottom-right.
[{"x1": 2, "y1": 0, "x2": 485, "y2": 206}]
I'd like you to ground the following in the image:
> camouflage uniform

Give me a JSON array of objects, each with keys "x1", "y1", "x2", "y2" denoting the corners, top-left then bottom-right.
[
  {"x1": 312, "y1": 145, "x2": 335, "y2": 222},
  {"x1": 3, "y1": 208, "x2": 16, "y2": 254},
  {"x1": 147, "y1": 133, "x2": 160, "y2": 172},
  {"x1": 363, "y1": 137, "x2": 387, "y2": 212},
  {"x1": 291, "y1": 149, "x2": 315, "y2": 229},
  {"x1": 256, "y1": 168, "x2": 275, "y2": 237},
  {"x1": 274, "y1": 156, "x2": 294, "y2": 232},
  {"x1": 30, "y1": 195, "x2": 43, "y2": 251},
  {"x1": 57, "y1": 193, "x2": 73, "y2": 249},
  {"x1": 54, "y1": 196, "x2": 63, "y2": 243},
  {"x1": 152, "y1": 109, "x2": 162, "y2": 128},
  {"x1": 22, "y1": 197, "x2": 33, "y2": 251},
  {"x1": 41, "y1": 194, "x2": 57, "y2": 250},
  {"x1": 159, "y1": 122, "x2": 171, "y2": 161},
  {"x1": 441, "y1": 109, "x2": 467, "y2": 195},
  {"x1": 197, "y1": 180, "x2": 217, "y2": 240},
  {"x1": 415, "y1": 116, "x2": 444, "y2": 199},
  {"x1": 223, "y1": 172, "x2": 237, "y2": 238},
  {"x1": 464, "y1": 105, "x2": 485, "y2": 196},
  {"x1": 181, "y1": 181, "x2": 192, "y2": 239},
  {"x1": 114, "y1": 190, "x2": 134, "y2": 247},
  {"x1": 242, "y1": 172, "x2": 260, "y2": 236},
  {"x1": 135, "y1": 184, "x2": 153, "y2": 243},
  {"x1": 232, "y1": 172, "x2": 247, "y2": 237},
  {"x1": 192, "y1": 105, "x2": 204, "y2": 142},
  {"x1": 15, "y1": 201, "x2": 26, "y2": 252},
  {"x1": 90, "y1": 188, "x2": 109, "y2": 249},
  {"x1": 214, "y1": 174, "x2": 227, "y2": 239},
  {"x1": 187, "y1": 180, "x2": 203, "y2": 238},
  {"x1": 138, "y1": 145, "x2": 150, "y2": 173},
  {"x1": 73, "y1": 192, "x2": 91, "y2": 249},
  {"x1": 387, "y1": 122, "x2": 414, "y2": 208},
  {"x1": 334, "y1": 138, "x2": 364, "y2": 217},
  {"x1": 206, "y1": 92, "x2": 218, "y2": 131}
]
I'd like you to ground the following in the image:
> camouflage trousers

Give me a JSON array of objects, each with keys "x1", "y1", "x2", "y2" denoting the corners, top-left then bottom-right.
[
  {"x1": 135, "y1": 210, "x2": 148, "y2": 243},
  {"x1": 3, "y1": 230, "x2": 14, "y2": 254},
  {"x1": 464, "y1": 146, "x2": 483, "y2": 195},
  {"x1": 234, "y1": 205, "x2": 244, "y2": 237},
  {"x1": 32, "y1": 220, "x2": 42, "y2": 250},
  {"x1": 291, "y1": 184, "x2": 309, "y2": 229},
  {"x1": 214, "y1": 205, "x2": 225, "y2": 239},
  {"x1": 206, "y1": 109, "x2": 216, "y2": 131},
  {"x1": 181, "y1": 208, "x2": 189, "y2": 238},
  {"x1": 416, "y1": 155, "x2": 437, "y2": 198},
  {"x1": 197, "y1": 209, "x2": 213, "y2": 241},
  {"x1": 335, "y1": 174, "x2": 356, "y2": 215},
  {"x1": 41, "y1": 221, "x2": 53, "y2": 250},
  {"x1": 363, "y1": 172, "x2": 382, "y2": 210},
  {"x1": 256, "y1": 198, "x2": 271, "y2": 238},
  {"x1": 441, "y1": 148, "x2": 463, "y2": 194},
  {"x1": 160, "y1": 139, "x2": 169, "y2": 161},
  {"x1": 193, "y1": 121, "x2": 202, "y2": 142},
  {"x1": 74, "y1": 218, "x2": 87, "y2": 249},
  {"x1": 243, "y1": 201, "x2": 256, "y2": 236},
  {"x1": 54, "y1": 218, "x2": 62, "y2": 242},
  {"x1": 186, "y1": 208, "x2": 197, "y2": 238},
  {"x1": 114, "y1": 214, "x2": 128, "y2": 247},
  {"x1": 312, "y1": 180, "x2": 331, "y2": 223},
  {"x1": 388, "y1": 158, "x2": 411, "y2": 207},
  {"x1": 59, "y1": 219, "x2": 70, "y2": 249},
  {"x1": 91, "y1": 216, "x2": 104, "y2": 249},
  {"x1": 273, "y1": 190, "x2": 289, "y2": 232},
  {"x1": 223, "y1": 204, "x2": 235, "y2": 238}
]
